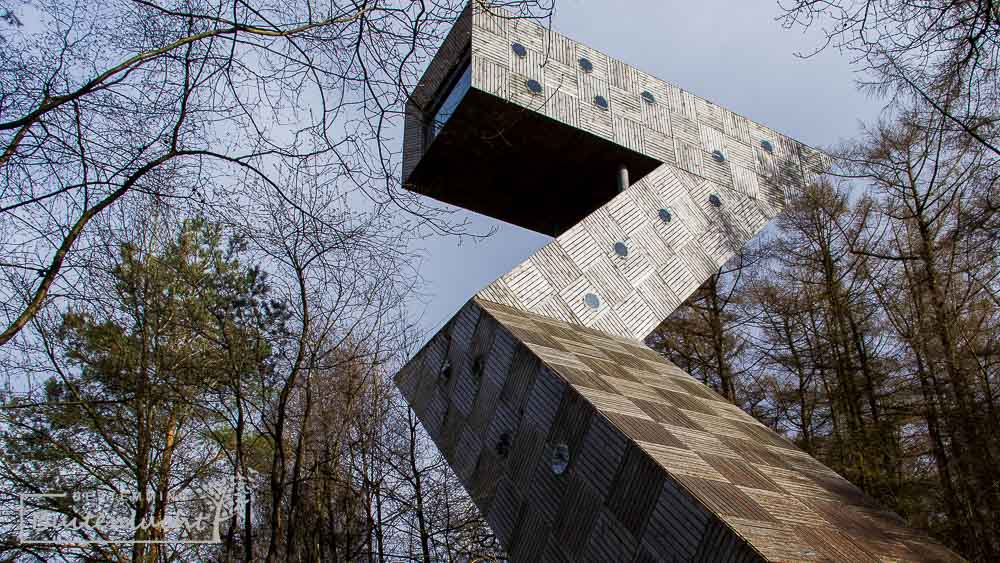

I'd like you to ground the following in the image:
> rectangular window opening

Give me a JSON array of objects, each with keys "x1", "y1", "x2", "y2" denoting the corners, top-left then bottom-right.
[{"x1": 428, "y1": 60, "x2": 471, "y2": 143}]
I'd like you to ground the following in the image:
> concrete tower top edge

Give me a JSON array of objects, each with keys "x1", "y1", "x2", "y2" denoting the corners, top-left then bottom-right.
[
  {"x1": 469, "y1": 1, "x2": 829, "y2": 158},
  {"x1": 401, "y1": 1, "x2": 830, "y2": 236}
]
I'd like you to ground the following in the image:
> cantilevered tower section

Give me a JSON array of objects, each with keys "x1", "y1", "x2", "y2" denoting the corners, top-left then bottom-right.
[{"x1": 395, "y1": 3, "x2": 963, "y2": 561}]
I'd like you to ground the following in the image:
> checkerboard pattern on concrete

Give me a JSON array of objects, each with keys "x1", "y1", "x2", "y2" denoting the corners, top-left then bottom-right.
[
  {"x1": 478, "y1": 162, "x2": 775, "y2": 341},
  {"x1": 404, "y1": 4, "x2": 828, "y2": 199},
  {"x1": 468, "y1": 5, "x2": 828, "y2": 190},
  {"x1": 396, "y1": 299, "x2": 962, "y2": 562}
]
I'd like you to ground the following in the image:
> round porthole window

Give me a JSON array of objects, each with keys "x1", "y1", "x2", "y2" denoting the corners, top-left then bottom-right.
[
  {"x1": 550, "y1": 443, "x2": 570, "y2": 475},
  {"x1": 583, "y1": 293, "x2": 600, "y2": 309},
  {"x1": 711, "y1": 150, "x2": 726, "y2": 163},
  {"x1": 594, "y1": 95, "x2": 609, "y2": 110},
  {"x1": 761, "y1": 139, "x2": 774, "y2": 153},
  {"x1": 613, "y1": 241, "x2": 628, "y2": 257},
  {"x1": 526, "y1": 79, "x2": 543, "y2": 94},
  {"x1": 578, "y1": 57, "x2": 594, "y2": 73},
  {"x1": 438, "y1": 359, "x2": 452, "y2": 381},
  {"x1": 496, "y1": 433, "x2": 511, "y2": 458},
  {"x1": 641, "y1": 91, "x2": 656, "y2": 104},
  {"x1": 709, "y1": 193, "x2": 722, "y2": 207},
  {"x1": 658, "y1": 208, "x2": 673, "y2": 223},
  {"x1": 511, "y1": 42, "x2": 527, "y2": 58}
]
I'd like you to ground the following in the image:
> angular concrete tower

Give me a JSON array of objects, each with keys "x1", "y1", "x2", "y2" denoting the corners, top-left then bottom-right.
[{"x1": 395, "y1": 3, "x2": 963, "y2": 561}]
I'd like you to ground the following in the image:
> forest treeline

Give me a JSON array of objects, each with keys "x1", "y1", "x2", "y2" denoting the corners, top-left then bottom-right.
[{"x1": 0, "y1": 211, "x2": 502, "y2": 561}]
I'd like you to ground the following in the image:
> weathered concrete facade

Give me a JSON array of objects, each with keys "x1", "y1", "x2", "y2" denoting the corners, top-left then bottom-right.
[{"x1": 396, "y1": 3, "x2": 962, "y2": 561}]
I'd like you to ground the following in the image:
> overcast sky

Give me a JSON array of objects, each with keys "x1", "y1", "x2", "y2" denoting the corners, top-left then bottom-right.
[{"x1": 407, "y1": 0, "x2": 884, "y2": 338}]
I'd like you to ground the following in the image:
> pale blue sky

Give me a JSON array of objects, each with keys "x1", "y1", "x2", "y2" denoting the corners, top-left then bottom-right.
[{"x1": 408, "y1": 0, "x2": 883, "y2": 337}]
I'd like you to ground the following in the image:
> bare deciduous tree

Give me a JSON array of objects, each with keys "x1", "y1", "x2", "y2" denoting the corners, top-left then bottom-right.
[
  {"x1": 1, "y1": 0, "x2": 555, "y2": 348},
  {"x1": 778, "y1": 0, "x2": 1000, "y2": 157}
]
